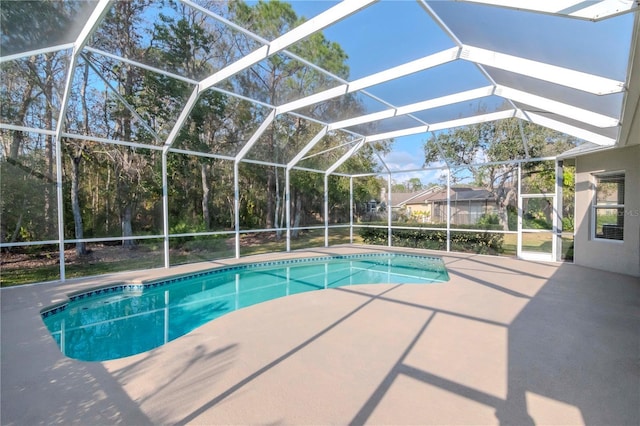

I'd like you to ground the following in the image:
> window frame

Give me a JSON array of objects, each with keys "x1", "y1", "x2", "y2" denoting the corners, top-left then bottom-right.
[{"x1": 591, "y1": 171, "x2": 625, "y2": 242}]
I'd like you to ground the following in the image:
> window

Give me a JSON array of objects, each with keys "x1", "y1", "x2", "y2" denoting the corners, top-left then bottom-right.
[{"x1": 593, "y1": 172, "x2": 625, "y2": 241}]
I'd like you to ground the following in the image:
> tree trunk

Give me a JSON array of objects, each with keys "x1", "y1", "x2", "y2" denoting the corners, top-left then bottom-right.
[
  {"x1": 201, "y1": 163, "x2": 211, "y2": 230},
  {"x1": 266, "y1": 169, "x2": 275, "y2": 228},
  {"x1": 226, "y1": 195, "x2": 234, "y2": 229},
  {"x1": 121, "y1": 204, "x2": 134, "y2": 248},
  {"x1": 43, "y1": 54, "x2": 54, "y2": 236},
  {"x1": 496, "y1": 187, "x2": 516, "y2": 231},
  {"x1": 9, "y1": 208, "x2": 25, "y2": 244},
  {"x1": 105, "y1": 168, "x2": 111, "y2": 234},
  {"x1": 497, "y1": 203, "x2": 509, "y2": 231},
  {"x1": 274, "y1": 168, "x2": 281, "y2": 239},
  {"x1": 292, "y1": 191, "x2": 302, "y2": 238},
  {"x1": 71, "y1": 61, "x2": 91, "y2": 256},
  {"x1": 71, "y1": 154, "x2": 87, "y2": 255}
]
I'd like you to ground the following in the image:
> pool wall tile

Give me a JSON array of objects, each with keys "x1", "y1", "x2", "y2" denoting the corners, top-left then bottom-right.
[{"x1": 41, "y1": 252, "x2": 446, "y2": 319}]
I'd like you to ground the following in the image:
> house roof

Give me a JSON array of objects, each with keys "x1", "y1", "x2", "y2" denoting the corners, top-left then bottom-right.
[
  {"x1": 393, "y1": 186, "x2": 495, "y2": 206},
  {"x1": 558, "y1": 142, "x2": 617, "y2": 159},
  {"x1": 389, "y1": 188, "x2": 440, "y2": 207},
  {"x1": 426, "y1": 187, "x2": 496, "y2": 202}
]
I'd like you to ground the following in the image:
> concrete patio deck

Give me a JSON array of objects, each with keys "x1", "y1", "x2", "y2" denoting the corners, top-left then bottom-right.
[{"x1": 1, "y1": 246, "x2": 638, "y2": 425}]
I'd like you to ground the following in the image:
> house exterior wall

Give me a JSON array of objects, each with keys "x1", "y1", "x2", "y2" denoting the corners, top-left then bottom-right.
[
  {"x1": 574, "y1": 145, "x2": 640, "y2": 277},
  {"x1": 405, "y1": 202, "x2": 432, "y2": 222},
  {"x1": 403, "y1": 200, "x2": 496, "y2": 225}
]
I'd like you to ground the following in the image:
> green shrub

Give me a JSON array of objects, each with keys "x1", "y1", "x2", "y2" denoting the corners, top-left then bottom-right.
[
  {"x1": 523, "y1": 215, "x2": 552, "y2": 230},
  {"x1": 562, "y1": 216, "x2": 574, "y2": 232},
  {"x1": 477, "y1": 213, "x2": 499, "y2": 228},
  {"x1": 359, "y1": 227, "x2": 388, "y2": 245},
  {"x1": 169, "y1": 222, "x2": 207, "y2": 245},
  {"x1": 359, "y1": 224, "x2": 504, "y2": 255},
  {"x1": 507, "y1": 206, "x2": 518, "y2": 231}
]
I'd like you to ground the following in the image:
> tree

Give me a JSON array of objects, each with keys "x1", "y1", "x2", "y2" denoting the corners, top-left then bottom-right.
[
  {"x1": 148, "y1": 0, "x2": 229, "y2": 231},
  {"x1": 407, "y1": 177, "x2": 423, "y2": 192},
  {"x1": 424, "y1": 117, "x2": 577, "y2": 230},
  {"x1": 229, "y1": 0, "x2": 352, "y2": 232},
  {"x1": 91, "y1": 0, "x2": 154, "y2": 247},
  {"x1": 1, "y1": 1, "x2": 82, "y2": 245}
]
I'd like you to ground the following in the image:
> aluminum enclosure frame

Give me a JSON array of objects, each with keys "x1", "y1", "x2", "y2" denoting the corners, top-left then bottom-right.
[{"x1": 1, "y1": 0, "x2": 638, "y2": 282}]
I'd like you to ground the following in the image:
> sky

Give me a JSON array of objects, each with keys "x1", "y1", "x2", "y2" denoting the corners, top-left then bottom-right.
[
  {"x1": 286, "y1": 0, "x2": 456, "y2": 182},
  {"x1": 283, "y1": 0, "x2": 634, "y2": 184}
]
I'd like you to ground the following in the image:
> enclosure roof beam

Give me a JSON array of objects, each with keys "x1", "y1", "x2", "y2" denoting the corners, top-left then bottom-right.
[
  {"x1": 74, "y1": 0, "x2": 114, "y2": 54},
  {"x1": 51, "y1": 0, "x2": 113, "y2": 281},
  {"x1": 235, "y1": 110, "x2": 277, "y2": 163},
  {"x1": 55, "y1": 0, "x2": 113, "y2": 138},
  {"x1": 515, "y1": 110, "x2": 616, "y2": 145},
  {"x1": 456, "y1": 0, "x2": 639, "y2": 21},
  {"x1": 184, "y1": 0, "x2": 400, "y2": 122},
  {"x1": 365, "y1": 126, "x2": 428, "y2": 143},
  {"x1": 301, "y1": 139, "x2": 359, "y2": 162},
  {"x1": 376, "y1": 151, "x2": 391, "y2": 174},
  {"x1": 0, "y1": 43, "x2": 75, "y2": 63},
  {"x1": 428, "y1": 109, "x2": 517, "y2": 131},
  {"x1": 326, "y1": 138, "x2": 366, "y2": 175},
  {"x1": 61, "y1": 133, "x2": 164, "y2": 151},
  {"x1": 363, "y1": 109, "x2": 516, "y2": 143},
  {"x1": 83, "y1": 47, "x2": 199, "y2": 85},
  {"x1": 163, "y1": 87, "x2": 201, "y2": 152},
  {"x1": 461, "y1": 45, "x2": 625, "y2": 95},
  {"x1": 0, "y1": 123, "x2": 56, "y2": 136},
  {"x1": 82, "y1": 53, "x2": 160, "y2": 139},
  {"x1": 277, "y1": 47, "x2": 460, "y2": 114},
  {"x1": 287, "y1": 126, "x2": 329, "y2": 171},
  {"x1": 169, "y1": 148, "x2": 235, "y2": 161},
  {"x1": 496, "y1": 85, "x2": 620, "y2": 128},
  {"x1": 327, "y1": 86, "x2": 494, "y2": 131},
  {"x1": 164, "y1": 0, "x2": 374, "y2": 153},
  {"x1": 198, "y1": 0, "x2": 377, "y2": 92},
  {"x1": 278, "y1": 42, "x2": 625, "y2": 119}
]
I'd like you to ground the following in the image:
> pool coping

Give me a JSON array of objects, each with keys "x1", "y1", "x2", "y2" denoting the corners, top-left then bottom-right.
[
  {"x1": 39, "y1": 251, "x2": 448, "y2": 318},
  {"x1": 2, "y1": 245, "x2": 639, "y2": 426}
]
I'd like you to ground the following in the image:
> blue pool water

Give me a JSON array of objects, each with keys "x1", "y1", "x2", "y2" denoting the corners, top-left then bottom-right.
[{"x1": 42, "y1": 253, "x2": 448, "y2": 361}]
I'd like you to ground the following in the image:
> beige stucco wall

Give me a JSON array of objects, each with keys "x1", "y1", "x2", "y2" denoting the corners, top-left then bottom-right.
[{"x1": 573, "y1": 145, "x2": 640, "y2": 277}]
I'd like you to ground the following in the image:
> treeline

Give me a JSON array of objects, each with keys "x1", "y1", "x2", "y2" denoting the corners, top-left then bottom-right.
[{"x1": 0, "y1": 0, "x2": 386, "y2": 253}]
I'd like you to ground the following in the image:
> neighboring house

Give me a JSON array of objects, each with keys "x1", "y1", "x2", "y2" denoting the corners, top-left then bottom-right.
[
  {"x1": 425, "y1": 187, "x2": 497, "y2": 225},
  {"x1": 388, "y1": 188, "x2": 440, "y2": 221},
  {"x1": 388, "y1": 186, "x2": 498, "y2": 225}
]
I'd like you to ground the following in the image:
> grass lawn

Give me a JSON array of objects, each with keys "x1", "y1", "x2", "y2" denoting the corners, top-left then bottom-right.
[
  {"x1": 503, "y1": 233, "x2": 574, "y2": 260},
  {"x1": 0, "y1": 228, "x2": 361, "y2": 287},
  {"x1": 1, "y1": 228, "x2": 573, "y2": 287}
]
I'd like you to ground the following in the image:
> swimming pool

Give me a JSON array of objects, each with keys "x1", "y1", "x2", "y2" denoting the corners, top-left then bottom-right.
[{"x1": 41, "y1": 253, "x2": 448, "y2": 361}]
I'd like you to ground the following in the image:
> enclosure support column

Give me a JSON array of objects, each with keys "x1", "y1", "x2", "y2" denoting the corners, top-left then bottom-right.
[
  {"x1": 324, "y1": 138, "x2": 366, "y2": 247},
  {"x1": 516, "y1": 162, "x2": 523, "y2": 258},
  {"x1": 51, "y1": 0, "x2": 113, "y2": 281},
  {"x1": 53, "y1": 48, "x2": 80, "y2": 283},
  {"x1": 446, "y1": 167, "x2": 451, "y2": 252},
  {"x1": 324, "y1": 174, "x2": 329, "y2": 247},
  {"x1": 349, "y1": 177, "x2": 354, "y2": 244},
  {"x1": 285, "y1": 169, "x2": 291, "y2": 252},
  {"x1": 234, "y1": 162, "x2": 240, "y2": 258},
  {"x1": 55, "y1": 140, "x2": 65, "y2": 281},
  {"x1": 162, "y1": 150, "x2": 170, "y2": 268},
  {"x1": 387, "y1": 173, "x2": 392, "y2": 247},
  {"x1": 555, "y1": 159, "x2": 563, "y2": 262},
  {"x1": 232, "y1": 111, "x2": 276, "y2": 258}
]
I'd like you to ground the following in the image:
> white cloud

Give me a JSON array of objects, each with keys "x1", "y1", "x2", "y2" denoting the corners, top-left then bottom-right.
[{"x1": 379, "y1": 150, "x2": 447, "y2": 185}]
